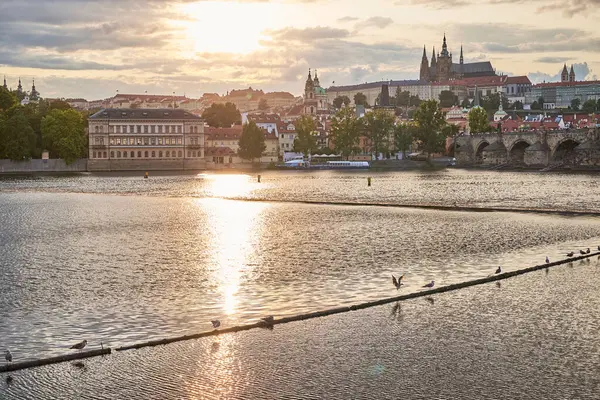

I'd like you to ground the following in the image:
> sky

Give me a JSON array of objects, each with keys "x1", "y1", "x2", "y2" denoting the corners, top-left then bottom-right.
[{"x1": 1, "y1": 0, "x2": 599, "y2": 100}]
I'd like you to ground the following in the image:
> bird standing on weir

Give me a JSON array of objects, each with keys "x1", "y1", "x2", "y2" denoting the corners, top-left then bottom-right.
[
  {"x1": 546, "y1": 256, "x2": 550, "y2": 264},
  {"x1": 580, "y1": 250, "x2": 586, "y2": 255},
  {"x1": 70, "y1": 340, "x2": 87, "y2": 351},
  {"x1": 392, "y1": 274, "x2": 404, "y2": 290},
  {"x1": 567, "y1": 252, "x2": 574, "y2": 257},
  {"x1": 4, "y1": 349, "x2": 12, "y2": 363},
  {"x1": 211, "y1": 320, "x2": 221, "y2": 329},
  {"x1": 423, "y1": 281, "x2": 435, "y2": 288},
  {"x1": 495, "y1": 266, "x2": 502, "y2": 274},
  {"x1": 586, "y1": 248, "x2": 590, "y2": 254},
  {"x1": 261, "y1": 316, "x2": 275, "y2": 324}
]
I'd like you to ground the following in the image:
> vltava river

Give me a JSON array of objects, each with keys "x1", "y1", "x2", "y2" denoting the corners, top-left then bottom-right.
[{"x1": 1, "y1": 170, "x2": 600, "y2": 361}]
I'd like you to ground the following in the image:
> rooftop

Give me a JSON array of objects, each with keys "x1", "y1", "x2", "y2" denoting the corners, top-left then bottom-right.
[{"x1": 89, "y1": 108, "x2": 202, "y2": 120}]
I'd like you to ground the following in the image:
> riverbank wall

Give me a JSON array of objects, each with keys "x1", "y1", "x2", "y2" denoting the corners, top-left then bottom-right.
[{"x1": 0, "y1": 159, "x2": 88, "y2": 174}]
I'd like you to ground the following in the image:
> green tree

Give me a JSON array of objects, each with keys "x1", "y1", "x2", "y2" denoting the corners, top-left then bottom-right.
[
  {"x1": 0, "y1": 87, "x2": 18, "y2": 111},
  {"x1": 0, "y1": 110, "x2": 37, "y2": 161},
  {"x1": 409, "y1": 95, "x2": 421, "y2": 107},
  {"x1": 461, "y1": 98, "x2": 471, "y2": 108},
  {"x1": 48, "y1": 100, "x2": 72, "y2": 111},
  {"x1": 531, "y1": 101, "x2": 539, "y2": 110},
  {"x1": 41, "y1": 109, "x2": 87, "y2": 164},
  {"x1": 512, "y1": 101, "x2": 524, "y2": 110},
  {"x1": 354, "y1": 92, "x2": 368, "y2": 106},
  {"x1": 363, "y1": 109, "x2": 394, "y2": 160},
  {"x1": 581, "y1": 99, "x2": 597, "y2": 114},
  {"x1": 238, "y1": 121, "x2": 266, "y2": 162},
  {"x1": 258, "y1": 98, "x2": 269, "y2": 111},
  {"x1": 329, "y1": 107, "x2": 362, "y2": 159},
  {"x1": 412, "y1": 100, "x2": 447, "y2": 158},
  {"x1": 393, "y1": 123, "x2": 416, "y2": 158},
  {"x1": 468, "y1": 107, "x2": 491, "y2": 134},
  {"x1": 538, "y1": 97, "x2": 545, "y2": 109},
  {"x1": 201, "y1": 102, "x2": 241, "y2": 127},
  {"x1": 482, "y1": 93, "x2": 509, "y2": 112},
  {"x1": 333, "y1": 95, "x2": 351, "y2": 109},
  {"x1": 395, "y1": 90, "x2": 410, "y2": 107},
  {"x1": 439, "y1": 90, "x2": 458, "y2": 108},
  {"x1": 570, "y1": 98, "x2": 581, "y2": 111},
  {"x1": 293, "y1": 115, "x2": 318, "y2": 157}
]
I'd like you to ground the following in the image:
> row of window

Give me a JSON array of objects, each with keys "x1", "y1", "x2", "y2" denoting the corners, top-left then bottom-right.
[
  {"x1": 93, "y1": 137, "x2": 202, "y2": 146},
  {"x1": 91, "y1": 150, "x2": 202, "y2": 159},
  {"x1": 93, "y1": 125, "x2": 201, "y2": 134}
]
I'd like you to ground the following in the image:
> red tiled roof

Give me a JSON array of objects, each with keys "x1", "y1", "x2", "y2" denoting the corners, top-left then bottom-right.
[
  {"x1": 285, "y1": 104, "x2": 304, "y2": 117},
  {"x1": 205, "y1": 147, "x2": 236, "y2": 156},
  {"x1": 205, "y1": 126, "x2": 243, "y2": 140},
  {"x1": 506, "y1": 76, "x2": 531, "y2": 85}
]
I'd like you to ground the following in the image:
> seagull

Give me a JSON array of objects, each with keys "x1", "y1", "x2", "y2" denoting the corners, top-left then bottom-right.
[
  {"x1": 392, "y1": 274, "x2": 404, "y2": 290},
  {"x1": 495, "y1": 266, "x2": 502, "y2": 274},
  {"x1": 70, "y1": 340, "x2": 87, "y2": 351},
  {"x1": 586, "y1": 248, "x2": 590, "y2": 254},
  {"x1": 597, "y1": 246, "x2": 600, "y2": 251},
  {"x1": 211, "y1": 320, "x2": 221, "y2": 329},
  {"x1": 422, "y1": 281, "x2": 435, "y2": 288},
  {"x1": 546, "y1": 256, "x2": 550, "y2": 264},
  {"x1": 567, "y1": 252, "x2": 574, "y2": 257},
  {"x1": 261, "y1": 316, "x2": 275, "y2": 324},
  {"x1": 580, "y1": 250, "x2": 586, "y2": 255},
  {"x1": 4, "y1": 349, "x2": 12, "y2": 363}
]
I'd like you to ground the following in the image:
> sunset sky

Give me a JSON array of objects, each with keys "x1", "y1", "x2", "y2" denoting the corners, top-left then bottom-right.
[{"x1": 1, "y1": 0, "x2": 598, "y2": 100}]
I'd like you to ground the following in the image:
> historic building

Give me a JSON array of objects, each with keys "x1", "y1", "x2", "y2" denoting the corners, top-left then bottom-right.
[
  {"x1": 303, "y1": 69, "x2": 328, "y2": 116},
  {"x1": 420, "y1": 35, "x2": 496, "y2": 82},
  {"x1": 87, "y1": 108, "x2": 205, "y2": 171},
  {"x1": 560, "y1": 64, "x2": 576, "y2": 83}
]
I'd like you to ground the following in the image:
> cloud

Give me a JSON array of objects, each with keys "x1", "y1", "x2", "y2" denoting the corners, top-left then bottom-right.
[
  {"x1": 405, "y1": 0, "x2": 600, "y2": 16},
  {"x1": 264, "y1": 26, "x2": 350, "y2": 41},
  {"x1": 535, "y1": 56, "x2": 571, "y2": 64},
  {"x1": 337, "y1": 16, "x2": 359, "y2": 23},
  {"x1": 528, "y1": 62, "x2": 593, "y2": 83},
  {"x1": 355, "y1": 16, "x2": 394, "y2": 30}
]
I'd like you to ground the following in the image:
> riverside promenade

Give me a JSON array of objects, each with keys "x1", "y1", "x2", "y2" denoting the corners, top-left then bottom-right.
[{"x1": 3, "y1": 256, "x2": 600, "y2": 399}]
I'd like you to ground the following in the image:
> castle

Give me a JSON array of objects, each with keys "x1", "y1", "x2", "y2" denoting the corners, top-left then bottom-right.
[{"x1": 419, "y1": 35, "x2": 496, "y2": 82}]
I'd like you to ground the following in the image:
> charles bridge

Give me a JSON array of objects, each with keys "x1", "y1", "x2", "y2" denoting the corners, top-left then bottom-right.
[{"x1": 454, "y1": 128, "x2": 600, "y2": 169}]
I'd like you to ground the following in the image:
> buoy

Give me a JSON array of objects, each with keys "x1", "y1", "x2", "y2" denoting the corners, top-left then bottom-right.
[
  {"x1": 258, "y1": 174, "x2": 261, "y2": 183},
  {"x1": 367, "y1": 177, "x2": 372, "y2": 187},
  {"x1": 144, "y1": 172, "x2": 149, "y2": 179}
]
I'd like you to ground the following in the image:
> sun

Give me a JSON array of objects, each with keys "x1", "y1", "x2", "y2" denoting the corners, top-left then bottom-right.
[{"x1": 178, "y1": 1, "x2": 278, "y2": 54}]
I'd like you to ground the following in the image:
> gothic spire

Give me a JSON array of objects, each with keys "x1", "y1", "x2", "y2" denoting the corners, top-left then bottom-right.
[
  {"x1": 441, "y1": 33, "x2": 449, "y2": 57},
  {"x1": 2, "y1": 75, "x2": 6, "y2": 89},
  {"x1": 17, "y1": 77, "x2": 23, "y2": 93},
  {"x1": 423, "y1": 45, "x2": 427, "y2": 58},
  {"x1": 460, "y1": 45, "x2": 464, "y2": 64},
  {"x1": 431, "y1": 47, "x2": 437, "y2": 66}
]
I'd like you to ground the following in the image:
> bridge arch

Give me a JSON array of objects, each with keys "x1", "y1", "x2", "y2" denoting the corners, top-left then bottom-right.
[
  {"x1": 552, "y1": 138, "x2": 580, "y2": 163},
  {"x1": 508, "y1": 140, "x2": 531, "y2": 164},
  {"x1": 475, "y1": 141, "x2": 490, "y2": 163}
]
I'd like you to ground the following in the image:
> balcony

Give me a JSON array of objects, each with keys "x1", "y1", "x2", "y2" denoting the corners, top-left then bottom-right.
[
  {"x1": 186, "y1": 144, "x2": 203, "y2": 150},
  {"x1": 91, "y1": 145, "x2": 107, "y2": 150}
]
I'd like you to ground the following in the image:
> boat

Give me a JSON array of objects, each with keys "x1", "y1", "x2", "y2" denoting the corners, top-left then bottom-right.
[{"x1": 279, "y1": 160, "x2": 370, "y2": 170}]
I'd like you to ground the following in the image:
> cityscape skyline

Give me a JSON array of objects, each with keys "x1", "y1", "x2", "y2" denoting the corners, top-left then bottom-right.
[{"x1": 0, "y1": 0, "x2": 599, "y2": 100}]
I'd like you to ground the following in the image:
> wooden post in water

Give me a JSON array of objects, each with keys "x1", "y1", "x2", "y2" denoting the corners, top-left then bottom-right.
[
  {"x1": 258, "y1": 174, "x2": 261, "y2": 183},
  {"x1": 144, "y1": 172, "x2": 149, "y2": 179},
  {"x1": 367, "y1": 177, "x2": 371, "y2": 187}
]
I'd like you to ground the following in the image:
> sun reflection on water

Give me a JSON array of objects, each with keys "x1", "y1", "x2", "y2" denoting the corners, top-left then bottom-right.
[
  {"x1": 197, "y1": 198, "x2": 268, "y2": 319},
  {"x1": 199, "y1": 174, "x2": 258, "y2": 199}
]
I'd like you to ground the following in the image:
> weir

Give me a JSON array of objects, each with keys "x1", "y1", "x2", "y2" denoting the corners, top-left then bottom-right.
[{"x1": 2, "y1": 252, "x2": 599, "y2": 373}]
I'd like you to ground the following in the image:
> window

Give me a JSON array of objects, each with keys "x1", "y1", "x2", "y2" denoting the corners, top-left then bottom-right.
[
  {"x1": 144, "y1": 151, "x2": 149, "y2": 157},
  {"x1": 137, "y1": 138, "x2": 142, "y2": 145},
  {"x1": 122, "y1": 151, "x2": 127, "y2": 158},
  {"x1": 229, "y1": 156, "x2": 232, "y2": 164},
  {"x1": 177, "y1": 138, "x2": 182, "y2": 145},
  {"x1": 130, "y1": 125, "x2": 134, "y2": 133},
  {"x1": 187, "y1": 151, "x2": 191, "y2": 158},
  {"x1": 158, "y1": 126, "x2": 163, "y2": 133},
  {"x1": 151, "y1": 138, "x2": 156, "y2": 145},
  {"x1": 103, "y1": 151, "x2": 107, "y2": 158},
  {"x1": 177, "y1": 126, "x2": 182, "y2": 133},
  {"x1": 165, "y1": 126, "x2": 170, "y2": 134},
  {"x1": 144, "y1": 137, "x2": 149, "y2": 145},
  {"x1": 110, "y1": 151, "x2": 114, "y2": 158},
  {"x1": 92, "y1": 151, "x2": 97, "y2": 158},
  {"x1": 159, "y1": 151, "x2": 163, "y2": 157},
  {"x1": 116, "y1": 138, "x2": 121, "y2": 145},
  {"x1": 138, "y1": 151, "x2": 142, "y2": 158},
  {"x1": 130, "y1": 151, "x2": 134, "y2": 158},
  {"x1": 99, "y1": 137, "x2": 104, "y2": 145},
  {"x1": 116, "y1": 151, "x2": 121, "y2": 157},
  {"x1": 151, "y1": 151, "x2": 156, "y2": 157},
  {"x1": 110, "y1": 138, "x2": 115, "y2": 145},
  {"x1": 192, "y1": 151, "x2": 197, "y2": 158},
  {"x1": 137, "y1": 125, "x2": 142, "y2": 133},
  {"x1": 116, "y1": 126, "x2": 121, "y2": 134},
  {"x1": 178, "y1": 151, "x2": 182, "y2": 157},
  {"x1": 166, "y1": 151, "x2": 170, "y2": 157},
  {"x1": 158, "y1": 138, "x2": 163, "y2": 145},
  {"x1": 151, "y1": 125, "x2": 155, "y2": 134},
  {"x1": 144, "y1": 125, "x2": 149, "y2": 133},
  {"x1": 130, "y1": 138, "x2": 135, "y2": 145},
  {"x1": 95, "y1": 126, "x2": 99, "y2": 133}
]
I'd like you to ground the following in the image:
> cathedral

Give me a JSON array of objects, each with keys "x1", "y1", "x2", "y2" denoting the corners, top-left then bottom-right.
[
  {"x1": 303, "y1": 69, "x2": 328, "y2": 116},
  {"x1": 419, "y1": 35, "x2": 496, "y2": 82}
]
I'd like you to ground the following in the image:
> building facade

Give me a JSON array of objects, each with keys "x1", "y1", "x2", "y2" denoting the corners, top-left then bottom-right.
[
  {"x1": 88, "y1": 108, "x2": 205, "y2": 171},
  {"x1": 525, "y1": 80, "x2": 600, "y2": 109}
]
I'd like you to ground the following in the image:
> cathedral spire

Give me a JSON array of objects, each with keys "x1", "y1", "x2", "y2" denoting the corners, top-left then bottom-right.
[
  {"x1": 420, "y1": 46, "x2": 430, "y2": 82},
  {"x1": 17, "y1": 77, "x2": 23, "y2": 93},
  {"x1": 441, "y1": 33, "x2": 449, "y2": 57},
  {"x1": 569, "y1": 64, "x2": 575, "y2": 82},
  {"x1": 431, "y1": 47, "x2": 437, "y2": 67},
  {"x1": 561, "y1": 64, "x2": 569, "y2": 82},
  {"x1": 460, "y1": 45, "x2": 464, "y2": 64}
]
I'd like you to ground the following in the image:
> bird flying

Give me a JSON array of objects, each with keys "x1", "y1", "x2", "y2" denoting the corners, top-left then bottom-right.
[
  {"x1": 70, "y1": 340, "x2": 87, "y2": 351},
  {"x1": 495, "y1": 266, "x2": 502, "y2": 274},
  {"x1": 423, "y1": 281, "x2": 435, "y2": 288},
  {"x1": 211, "y1": 320, "x2": 221, "y2": 329},
  {"x1": 392, "y1": 274, "x2": 404, "y2": 290},
  {"x1": 4, "y1": 349, "x2": 12, "y2": 363}
]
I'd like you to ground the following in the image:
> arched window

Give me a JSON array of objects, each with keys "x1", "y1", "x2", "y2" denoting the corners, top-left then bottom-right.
[
  {"x1": 151, "y1": 151, "x2": 156, "y2": 157},
  {"x1": 138, "y1": 151, "x2": 142, "y2": 158},
  {"x1": 103, "y1": 152, "x2": 107, "y2": 158},
  {"x1": 159, "y1": 151, "x2": 163, "y2": 158},
  {"x1": 166, "y1": 151, "x2": 170, "y2": 157},
  {"x1": 116, "y1": 151, "x2": 121, "y2": 158},
  {"x1": 92, "y1": 151, "x2": 97, "y2": 158},
  {"x1": 229, "y1": 156, "x2": 232, "y2": 164},
  {"x1": 192, "y1": 151, "x2": 197, "y2": 158},
  {"x1": 187, "y1": 151, "x2": 191, "y2": 158},
  {"x1": 130, "y1": 151, "x2": 134, "y2": 158},
  {"x1": 144, "y1": 151, "x2": 149, "y2": 158},
  {"x1": 122, "y1": 151, "x2": 127, "y2": 158},
  {"x1": 110, "y1": 151, "x2": 114, "y2": 158},
  {"x1": 95, "y1": 126, "x2": 99, "y2": 133},
  {"x1": 178, "y1": 151, "x2": 182, "y2": 158}
]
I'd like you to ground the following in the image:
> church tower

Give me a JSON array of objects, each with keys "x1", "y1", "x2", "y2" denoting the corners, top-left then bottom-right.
[
  {"x1": 30, "y1": 79, "x2": 40, "y2": 101},
  {"x1": 313, "y1": 69, "x2": 320, "y2": 87},
  {"x1": 437, "y1": 34, "x2": 453, "y2": 81},
  {"x1": 569, "y1": 65, "x2": 575, "y2": 82},
  {"x1": 303, "y1": 69, "x2": 317, "y2": 115},
  {"x1": 17, "y1": 77, "x2": 23, "y2": 93},
  {"x1": 430, "y1": 47, "x2": 437, "y2": 81},
  {"x1": 561, "y1": 64, "x2": 569, "y2": 82},
  {"x1": 2, "y1": 75, "x2": 7, "y2": 90},
  {"x1": 420, "y1": 46, "x2": 430, "y2": 82}
]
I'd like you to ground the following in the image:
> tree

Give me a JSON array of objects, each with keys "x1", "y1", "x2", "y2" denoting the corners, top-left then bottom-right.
[
  {"x1": 439, "y1": 90, "x2": 458, "y2": 108},
  {"x1": 531, "y1": 101, "x2": 539, "y2": 110},
  {"x1": 293, "y1": 115, "x2": 318, "y2": 157},
  {"x1": 468, "y1": 107, "x2": 491, "y2": 134},
  {"x1": 41, "y1": 109, "x2": 87, "y2": 164},
  {"x1": 412, "y1": 100, "x2": 447, "y2": 158},
  {"x1": 238, "y1": 121, "x2": 266, "y2": 162},
  {"x1": 395, "y1": 90, "x2": 410, "y2": 107},
  {"x1": 354, "y1": 92, "x2": 368, "y2": 106},
  {"x1": 0, "y1": 109, "x2": 37, "y2": 161},
  {"x1": 258, "y1": 98, "x2": 269, "y2": 111},
  {"x1": 201, "y1": 102, "x2": 241, "y2": 127},
  {"x1": 48, "y1": 100, "x2": 72, "y2": 111},
  {"x1": 393, "y1": 123, "x2": 416, "y2": 158},
  {"x1": 0, "y1": 87, "x2": 18, "y2": 111},
  {"x1": 481, "y1": 93, "x2": 509, "y2": 112},
  {"x1": 538, "y1": 97, "x2": 545, "y2": 109},
  {"x1": 333, "y1": 95, "x2": 351, "y2": 109},
  {"x1": 581, "y1": 99, "x2": 597, "y2": 114},
  {"x1": 570, "y1": 98, "x2": 581, "y2": 111},
  {"x1": 409, "y1": 95, "x2": 421, "y2": 108},
  {"x1": 329, "y1": 107, "x2": 362, "y2": 159},
  {"x1": 512, "y1": 101, "x2": 524, "y2": 110},
  {"x1": 363, "y1": 109, "x2": 395, "y2": 160},
  {"x1": 461, "y1": 98, "x2": 471, "y2": 108}
]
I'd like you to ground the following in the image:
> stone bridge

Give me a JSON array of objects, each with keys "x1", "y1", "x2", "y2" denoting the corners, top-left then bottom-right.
[{"x1": 454, "y1": 129, "x2": 600, "y2": 168}]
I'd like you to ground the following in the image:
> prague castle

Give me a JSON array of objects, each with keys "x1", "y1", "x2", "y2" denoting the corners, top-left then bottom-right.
[{"x1": 420, "y1": 34, "x2": 496, "y2": 82}]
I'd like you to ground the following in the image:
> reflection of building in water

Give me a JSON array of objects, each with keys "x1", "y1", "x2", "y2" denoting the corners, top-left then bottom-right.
[{"x1": 87, "y1": 108, "x2": 205, "y2": 171}]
